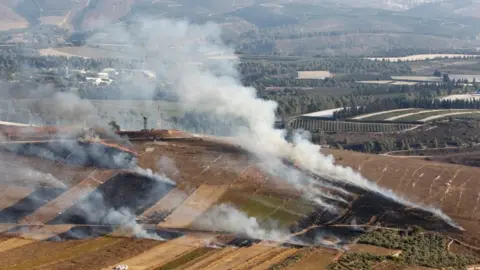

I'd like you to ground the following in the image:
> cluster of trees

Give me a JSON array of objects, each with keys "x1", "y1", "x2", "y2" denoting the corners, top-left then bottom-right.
[
  {"x1": 263, "y1": 83, "x2": 469, "y2": 118},
  {"x1": 239, "y1": 57, "x2": 412, "y2": 77},
  {"x1": 0, "y1": 49, "x2": 135, "y2": 81},
  {"x1": 352, "y1": 229, "x2": 479, "y2": 269}
]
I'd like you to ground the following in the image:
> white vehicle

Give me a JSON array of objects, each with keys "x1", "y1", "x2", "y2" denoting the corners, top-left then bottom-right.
[{"x1": 114, "y1": 265, "x2": 128, "y2": 270}]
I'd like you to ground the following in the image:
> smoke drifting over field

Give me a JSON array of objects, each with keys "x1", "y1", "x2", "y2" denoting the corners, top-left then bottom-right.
[
  {"x1": 86, "y1": 17, "x2": 459, "y2": 229},
  {"x1": 195, "y1": 203, "x2": 290, "y2": 241},
  {"x1": 0, "y1": 16, "x2": 460, "y2": 243}
]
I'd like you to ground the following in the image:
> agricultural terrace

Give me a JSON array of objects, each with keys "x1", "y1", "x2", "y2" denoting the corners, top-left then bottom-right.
[
  {"x1": 350, "y1": 109, "x2": 480, "y2": 123},
  {"x1": 289, "y1": 117, "x2": 419, "y2": 133},
  {"x1": 440, "y1": 94, "x2": 480, "y2": 101},
  {"x1": 390, "y1": 76, "x2": 442, "y2": 83},
  {"x1": 366, "y1": 54, "x2": 480, "y2": 62},
  {"x1": 351, "y1": 109, "x2": 417, "y2": 120}
]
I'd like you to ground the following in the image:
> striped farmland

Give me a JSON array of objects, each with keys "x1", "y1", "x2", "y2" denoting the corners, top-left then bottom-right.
[{"x1": 289, "y1": 117, "x2": 419, "y2": 133}]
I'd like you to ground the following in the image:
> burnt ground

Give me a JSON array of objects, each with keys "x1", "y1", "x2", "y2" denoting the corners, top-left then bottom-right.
[
  {"x1": 1, "y1": 141, "x2": 137, "y2": 169},
  {"x1": 0, "y1": 135, "x2": 473, "y2": 248},
  {"x1": 0, "y1": 186, "x2": 65, "y2": 223},
  {"x1": 48, "y1": 172, "x2": 175, "y2": 225}
]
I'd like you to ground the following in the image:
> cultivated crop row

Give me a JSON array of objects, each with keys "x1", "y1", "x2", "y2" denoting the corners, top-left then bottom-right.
[{"x1": 290, "y1": 118, "x2": 418, "y2": 133}]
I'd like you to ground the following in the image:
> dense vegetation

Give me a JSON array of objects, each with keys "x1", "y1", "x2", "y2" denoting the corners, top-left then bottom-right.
[{"x1": 328, "y1": 228, "x2": 479, "y2": 270}]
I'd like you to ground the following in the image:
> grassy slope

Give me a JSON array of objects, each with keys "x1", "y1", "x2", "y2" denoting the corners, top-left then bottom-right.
[{"x1": 214, "y1": 189, "x2": 314, "y2": 227}]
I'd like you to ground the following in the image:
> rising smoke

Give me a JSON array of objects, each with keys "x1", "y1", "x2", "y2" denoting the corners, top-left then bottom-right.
[
  {"x1": 194, "y1": 203, "x2": 290, "y2": 241},
  {"x1": 83, "y1": 17, "x2": 459, "y2": 227},
  {"x1": 0, "y1": 15, "x2": 459, "y2": 242}
]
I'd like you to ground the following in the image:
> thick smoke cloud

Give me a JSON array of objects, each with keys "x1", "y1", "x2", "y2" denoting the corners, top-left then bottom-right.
[
  {"x1": 84, "y1": 17, "x2": 458, "y2": 228},
  {"x1": 0, "y1": 15, "x2": 459, "y2": 242},
  {"x1": 67, "y1": 189, "x2": 163, "y2": 240}
]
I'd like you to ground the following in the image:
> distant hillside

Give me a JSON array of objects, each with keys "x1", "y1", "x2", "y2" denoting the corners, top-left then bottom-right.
[
  {"x1": 405, "y1": 0, "x2": 480, "y2": 19},
  {"x1": 0, "y1": 0, "x2": 137, "y2": 30},
  {"x1": 230, "y1": 4, "x2": 298, "y2": 28},
  {"x1": 0, "y1": 3, "x2": 29, "y2": 31},
  {"x1": 72, "y1": 0, "x2": 137, "y2": 31}
]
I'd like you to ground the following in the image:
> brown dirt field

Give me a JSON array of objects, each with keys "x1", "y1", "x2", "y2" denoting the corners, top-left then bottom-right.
[
  {"x1": 35, "y1": 238, "x2": 160, "y2": 270},
  {"x1": 102, "y1": 235, "x2": 207, "y2": 270},
  {"x1": 0, "y1": 4, "x2": 28, "y2": 31},
  {"x1": 0, "y1": 186, "x2": 33, "y2": 209},
  {"x1": 39, "y1": 48, "x2": 88, "y2": 58},
  {"x1": 372, "y1": 261, "x2": 404, "y2": 270},
  {"x1": 231, "y1": 246, "x2": 297, "y2": 270},
  {"x1": 136, "y1": 139, "x2": 295, "y2": 193},
  {"x1": 45, "y1": 47, "x2": 135, "y2": 59},
  {"x1": 449, "y1": 241, "x2": 480, "y2": 258},
  {"x1": 6, "y1": 225, "x2": 74, "y2": 240},
  {"x1": 18, "y1": 170, "x2": 118, "y2": 224},
  {"x1": 250, "y1": 248, "x2": 300, "y2": 270},
  {"x1": 0, "y1": 237, "x2": 121, "y2": 269},
  {"x1": 285, "y1": 247, "x2": 341, "y2": 270},
  {"x1": 184, "y1": 244, "x2": 276, "y2": 270},
  {"x1": 344, "y1": 244, "x2": 402, "y2": 256},
  {"x1": 0, "y1": 238, "x2": 35, "y2": 253},
  {"x1": 324, "y1": 149, "x2": 480, "y2": 242},
  {"x1": 139, "y1": 188, "x2": 188, "y2": 220},
  {"x1": 158, "y1": 184, "x2": 229, "y2": 229},
  {"x1": 403, "y1": 266, "x2": 437, "y2": 270},
  {"x1": 183, "y1": 247, "x2": 238, "y2": 269}
]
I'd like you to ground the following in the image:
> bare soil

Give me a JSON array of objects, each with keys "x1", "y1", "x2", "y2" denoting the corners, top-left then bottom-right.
[
  {"x1": 0, "y1": 186, "x2": 34, "y2": 209},
  {"x1": 285, "y1": 247, "x2": 340, "y2": 270},
  {"x1": 158, "y1": 184, "x2": 229, "y2": 229},
  {"x1": 35, "y1": 238, "x2": 160, "y2": 270},
  {"x1": 325, "y1": 148, "x2": 480, "y2": 246},
  {"x1": 344, "y1": 244, "x2": 401, "y2": 256},
  {"x1": 0, "y1": 237, "x2": 118, "y2": 268},
  {"x1": 102, "y1": 235, "x2": 208, "y2": 270}
]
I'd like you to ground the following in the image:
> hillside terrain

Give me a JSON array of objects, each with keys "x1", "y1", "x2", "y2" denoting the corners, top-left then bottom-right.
[
  {"x1": 0, "y1": 3, "x2": 29, "y2": 31},
  {"x1": 0, "y1": 127, "x2": 479, "y2": 269},
  {"x1": 1, "y1": 0, "x2": 480, "y2": 56}
]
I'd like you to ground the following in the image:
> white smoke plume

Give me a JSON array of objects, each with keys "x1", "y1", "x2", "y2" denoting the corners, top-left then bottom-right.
[
  {"x1": 7, "y1": 167, "x2": 67, "y2": 189},
  {"x1": 0, "y1": 16, "x2": 458, "y2": 234},
  {"x1": 85, "y1": 17, "x2": 458, "y2": 228},
  {"x1": 133, "y1": 166, "x2": 176, "y2": 185},
  {"x1": 194, "y1": 203, "x2": 290, "y2": 242},
  {"x1": 69, "y1": 190, "x2": 163, "y2": 240},
  {"x1": 156, "y1": 156, "x2": 179, "y2": 177},
  {"x1": 0, "y1": 150, "x2": 67, "y2": 189}
]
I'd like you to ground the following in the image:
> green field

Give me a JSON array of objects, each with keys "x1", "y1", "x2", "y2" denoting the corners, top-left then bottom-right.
[{"x1": 214, "y1": 190, "x2": 314, "y2": 227}]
